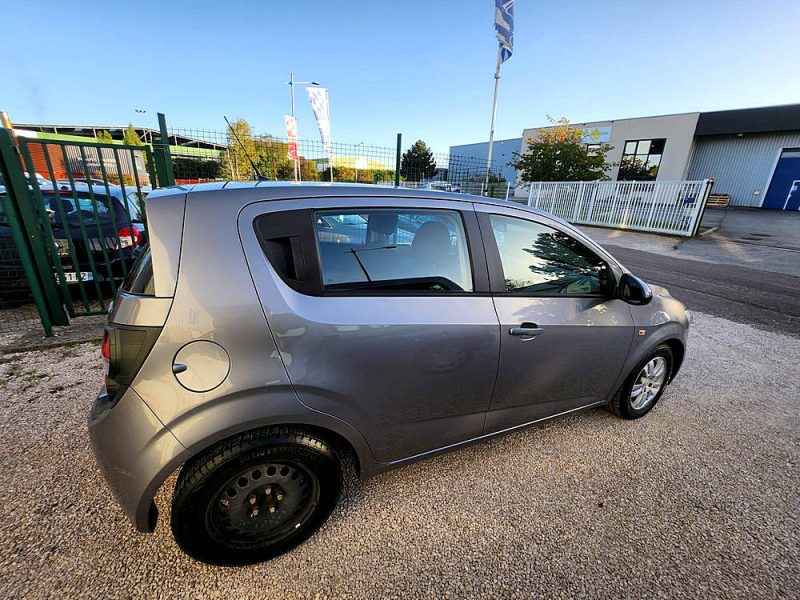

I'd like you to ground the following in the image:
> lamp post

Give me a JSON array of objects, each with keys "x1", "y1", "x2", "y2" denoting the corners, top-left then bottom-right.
[
  {"x1": 134, "y1": 109, "x2": 147, "y2": 142},
  {"x1": 288, "y1": 73, "x2": 320, "y2": 181},
  {"x1": 355, "y1": 141, "x2": 364, "y2": 183}
]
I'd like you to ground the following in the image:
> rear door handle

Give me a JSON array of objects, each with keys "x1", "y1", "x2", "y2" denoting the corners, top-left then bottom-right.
[{"x1": 509, "y1": 322, "x2": 543, "y2": 337}]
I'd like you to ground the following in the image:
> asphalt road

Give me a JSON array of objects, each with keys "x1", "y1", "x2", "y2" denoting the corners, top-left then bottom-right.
[{"x1": 606, "y1": 244, "x2": 800, "y2": 337}]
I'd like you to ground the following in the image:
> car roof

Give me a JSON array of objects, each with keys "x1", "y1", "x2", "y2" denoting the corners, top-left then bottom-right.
[{"x1": 147, "y1": 181, "x2": 562, "y2": 223}]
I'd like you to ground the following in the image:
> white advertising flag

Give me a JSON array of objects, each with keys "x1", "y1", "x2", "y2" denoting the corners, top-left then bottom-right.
[{"x1": 306, "y1": 87, "x2": 332, "y2": 159}]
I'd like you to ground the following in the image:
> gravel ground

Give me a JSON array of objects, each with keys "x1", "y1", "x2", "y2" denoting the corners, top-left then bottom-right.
[{"x1": 1, "y1": 311, "x2": 798, "y2": 599}]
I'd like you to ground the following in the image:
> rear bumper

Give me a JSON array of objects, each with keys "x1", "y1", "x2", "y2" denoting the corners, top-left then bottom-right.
[{"x1": 88, "y1": 386, "x2": 190, "y2": 532}]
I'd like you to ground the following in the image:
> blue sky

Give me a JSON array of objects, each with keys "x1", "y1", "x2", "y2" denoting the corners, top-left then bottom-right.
[{"x1": 2, "y1": 0, "x2": 798, "y2": 153}]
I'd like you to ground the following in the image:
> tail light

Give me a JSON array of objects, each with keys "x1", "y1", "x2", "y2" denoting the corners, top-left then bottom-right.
[
  {"x1": 101, "y1": 328, "x2": 110, "y2": 362},
  {"x1": 117, "y1": 226, "x2": 143, "y2": 249},
  {"x1": 103, "y1": 323, "x2": 162, "y2": 407}
]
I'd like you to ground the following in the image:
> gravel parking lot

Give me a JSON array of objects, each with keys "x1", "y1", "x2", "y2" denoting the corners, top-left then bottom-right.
[{"x1": 1, "y1": 311, "x2": 798, "y2": 599}]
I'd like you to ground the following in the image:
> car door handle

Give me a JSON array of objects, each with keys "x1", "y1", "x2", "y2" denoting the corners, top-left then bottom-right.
[{"x1": 509, "y1": 322, "x2": 543, "y2": 337}]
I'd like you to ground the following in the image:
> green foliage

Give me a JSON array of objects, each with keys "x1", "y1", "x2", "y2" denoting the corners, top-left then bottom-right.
[
  {"x1": 172, "y1": 157, "x2": 222, "y2": 180},
  {"x1": 96, "y1": 130, "x2": 113, "y2": 143},
  {"x1": 221, "y1": 118, "x2": 258, "y2": 179},
  {"x1": 511, "y1": 117, "x2": 615, "y2": 182},
  {"x1": 400, "y1": 140, "x2": 437, "y2": 182},
  {"x1": 120, "y1": 123, "x2": 151, "y2": 179},
  {"x1": 122, "y1": 124, "x2": 143, "y2": 146}
]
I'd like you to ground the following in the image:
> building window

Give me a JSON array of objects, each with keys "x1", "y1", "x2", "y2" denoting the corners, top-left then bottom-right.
[
  {"x1": 585, "y1": 143, "x2": 601, "y2": 155},
  {"x1": 618, "y1": 139, "x2": 666, "y2": 181}
]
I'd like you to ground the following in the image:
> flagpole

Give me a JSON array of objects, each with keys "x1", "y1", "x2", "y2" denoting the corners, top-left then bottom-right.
[{"x1": 484, "y1": 47, "x2": 502, "y2": 195}]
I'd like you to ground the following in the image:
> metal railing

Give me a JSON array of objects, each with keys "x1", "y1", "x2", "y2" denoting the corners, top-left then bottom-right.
[{"x1": 526, "y1": 179, "x2": 715, "y2": 236}]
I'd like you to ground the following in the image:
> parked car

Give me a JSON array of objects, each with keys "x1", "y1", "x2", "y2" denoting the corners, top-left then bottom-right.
[
  {"x1": 0, "y1": 182, "x2": 147, "y2": 305},
  {"x1": 41, "y1": 183, "x2": 146, "y2": 286},
  {"x1": 89, "y1": 183, "x2": 690, "y2": 566}
]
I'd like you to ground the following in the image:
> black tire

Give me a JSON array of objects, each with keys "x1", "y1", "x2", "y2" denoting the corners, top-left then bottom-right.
[
  {"x1": 608, "y1": 344, "x2": 673, "y2": 420},
  {"x1": 171, "y1": 427, "x2": 342, "y2": 566}
]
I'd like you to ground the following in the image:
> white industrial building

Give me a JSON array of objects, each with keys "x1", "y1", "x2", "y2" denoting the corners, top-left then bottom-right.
[{"x1": 450, "y1": 103, "x2": 800, "y2": 210}]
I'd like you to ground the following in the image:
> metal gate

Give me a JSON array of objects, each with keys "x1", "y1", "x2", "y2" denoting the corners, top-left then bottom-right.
[
  {"x1": 526, "y1": 179, "x2": 715, "y2": 236},
  {"x1": 0, "y1": 126, "x2": 167, "y2": 336}
]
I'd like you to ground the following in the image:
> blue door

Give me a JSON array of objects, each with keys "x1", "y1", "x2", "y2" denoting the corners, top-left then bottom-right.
[{"x1": 763, "y1": 148, "x2": 800, "y2": 210}]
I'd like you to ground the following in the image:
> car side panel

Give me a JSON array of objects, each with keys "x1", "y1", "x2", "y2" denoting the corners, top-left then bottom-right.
[{"x1": 238, "y1": 197, "x2": 501, "y2": 464}]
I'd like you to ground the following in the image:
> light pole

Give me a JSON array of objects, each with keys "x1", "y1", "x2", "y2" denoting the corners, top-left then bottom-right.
[
  {"x1": 354, "y1": 142, "x2": 365, "y2": 183},
  {"x1": 134, "y1": 109, "x2": 147, "y2": 142},
  {"x1": 288, "y1": 73, "x2": 320, "y2": 181}
]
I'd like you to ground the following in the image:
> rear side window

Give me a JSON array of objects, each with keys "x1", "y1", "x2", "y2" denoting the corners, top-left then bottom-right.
[
  {"x1": 121, "y1": 246, "x2": 155, "y2": 296},
  {"x1": 315, "y1": 209, "x2": 473, "y2": 292}
]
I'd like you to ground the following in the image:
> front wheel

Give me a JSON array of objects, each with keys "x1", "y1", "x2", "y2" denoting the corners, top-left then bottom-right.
[
  {"x1": 171, "y1": 427, "x2": 342, "y2": 566},
  {"x1": 608, "y1": 344, "x2": 673, "y2": 419}
]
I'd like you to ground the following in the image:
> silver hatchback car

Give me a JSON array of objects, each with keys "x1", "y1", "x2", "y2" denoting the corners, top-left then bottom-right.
[{"x1": 89, "y1": 183, "x2": 689, "y2": 565}]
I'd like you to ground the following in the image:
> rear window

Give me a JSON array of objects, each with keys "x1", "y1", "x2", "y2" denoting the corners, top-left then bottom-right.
[
  {"x1": 41, "y1": 191, "x2": 127, "y2": 225},
  {"x1": 121, "y1": 246, "x2": 155, "y2": 296}
]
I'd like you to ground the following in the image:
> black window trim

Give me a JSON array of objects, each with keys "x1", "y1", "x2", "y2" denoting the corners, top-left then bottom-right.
[
  {"x1": 254, "y1": 204, "x2": 491, "y2": 297},
  {"x1": 618, "y1": 138, "x2": 667, "y2": 182},
  {"x1": 476, "y1": 211, "x2": 617, "y2": 298}
]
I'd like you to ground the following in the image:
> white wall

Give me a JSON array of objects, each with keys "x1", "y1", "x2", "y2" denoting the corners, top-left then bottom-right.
[{"x1": 519, "y1": 113, "x2": 700, "y2": 182}]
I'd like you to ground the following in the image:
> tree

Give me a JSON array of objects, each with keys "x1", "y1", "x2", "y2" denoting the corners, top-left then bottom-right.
[
  {"x1": 122, "y1": 124, "x2": 142, "y2": 146},
  {"x1": 400, "y1": 140, "x2": 437, "y2": 182},
  {"x1": 511, "y1": 116, "x2": 615, "y2": 182},
  {"x1": 120, "y1": 124, "x2": 152, "y2": 181},
  {"x1": 221, "y1": 118, "x2": 258, "y2": 179},
  {"x1": 96, "y1": 130, "x2": 113, "y2": 143}
]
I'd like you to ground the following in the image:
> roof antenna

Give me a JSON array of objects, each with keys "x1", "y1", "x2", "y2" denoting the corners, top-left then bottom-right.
[{"x1": 224, "y1": 116, "x2": 267, "y2": 181}]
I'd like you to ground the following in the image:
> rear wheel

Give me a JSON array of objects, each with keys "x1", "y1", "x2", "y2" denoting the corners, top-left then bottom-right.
[
  {"x1": 608, "y1": 344, "x2": 673, "y2": 419},
  {"x1": 171, "y1": 427, "x2": 342, "y2": 565}
]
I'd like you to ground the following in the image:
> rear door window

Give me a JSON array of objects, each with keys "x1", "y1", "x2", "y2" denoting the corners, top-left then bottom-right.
[{"x1": 315, "y1": 208, "x2": 473, "y2": 292}]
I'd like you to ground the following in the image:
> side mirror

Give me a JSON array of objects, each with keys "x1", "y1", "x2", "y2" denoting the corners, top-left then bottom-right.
[{"x1": 618, "y1": 273, "x2": 653, "y2": 305}]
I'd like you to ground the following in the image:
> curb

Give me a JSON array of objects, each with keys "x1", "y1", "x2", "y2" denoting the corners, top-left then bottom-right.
[{"x1": 698, "y1": 226, "x2": 719, "y2": 237}]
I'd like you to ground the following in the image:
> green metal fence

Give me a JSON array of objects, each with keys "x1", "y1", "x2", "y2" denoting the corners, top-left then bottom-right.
[{"x1": 0, "y1": 127, "x2": 160, "y2": 337}]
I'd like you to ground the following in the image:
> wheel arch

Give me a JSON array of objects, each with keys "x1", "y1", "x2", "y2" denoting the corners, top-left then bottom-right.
[
  {"x1": 137, "y1": 386, "x2": 380, "y2": 533},
  {"x1": 662, "y1": 338, "x2": 685, "y2": 382}
]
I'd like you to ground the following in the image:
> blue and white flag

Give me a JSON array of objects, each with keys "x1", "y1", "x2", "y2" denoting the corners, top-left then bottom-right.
[
  {"x1": 495, "y1": 0, "x2": 514, "y2": 63},
  {"x1": 306, "y1": 87, "x2": 332, "y2": 160}
]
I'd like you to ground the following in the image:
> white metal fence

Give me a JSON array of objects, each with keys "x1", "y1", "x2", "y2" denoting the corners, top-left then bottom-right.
[{"x1": 525, "y1": 179, "x2": 714, "y2": 236}]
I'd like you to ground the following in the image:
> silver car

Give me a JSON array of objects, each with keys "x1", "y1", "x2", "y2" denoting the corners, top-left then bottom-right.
[{"x1": 89, "y1": 183, "x2": 690, "y2": 565}]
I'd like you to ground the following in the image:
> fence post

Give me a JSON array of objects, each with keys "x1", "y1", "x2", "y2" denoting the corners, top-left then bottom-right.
[
  {"x1": 505, "y1": 182, "x2": 510, "y2": 201},
  {"x1": 0, "y1": 129, "x2": 68, "y2": 333},
  {"x1": 688, "y1": 178, "x2": 715, "y2": 236},
  {"x1": 153, "y1": 112, "x2": 175, "y2": 187},
  {"x1": 535, "y1": 181, "x2": 542, "y2": 208},
  {"x1": 394, "y1": 133, "x2": 402, "y2": 188},
  {"x1": 586, "y1": 182, "x2": 597, "y2": 223},
  {"x1": 573, "y1": 181, "x2": 584, "y2": 221}
]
